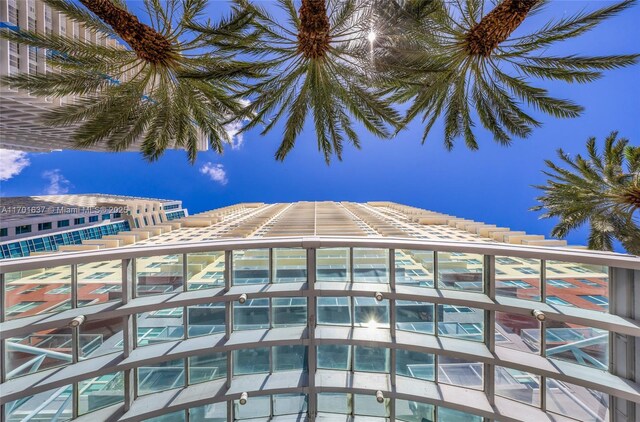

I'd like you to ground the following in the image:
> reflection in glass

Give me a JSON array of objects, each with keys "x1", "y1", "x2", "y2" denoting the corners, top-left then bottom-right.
[
  {"x1": 144, "y1": 410, "x2": 186, "y2": 422},
  {"x1": 136, "y1": 309, "x2": 184, "y2": 346},
  {"x1": 188, "y1": 303, "x2": 225, "y2": 337},
  {"x1": 354, "y1": 394, "x2": 389, "y2": 417},
  {"x1": 438, "y1": 406, "x2": 483, "y2": 421},
  {"x1": 273, "y1": 248, "x2": 307, "y2": 282},
  {"x1": 4, "y1": 386, "x2": 72, "y2": 421},
  {"x1": 233, "y1": 348, "x2": 270, "y2": 375},
  {"x1": 316, "y1": 248, "x2": 350, "y2": 282},
  {"x1": 317, "y1": 345, "x2": 350, "y2": 370},
  {"x1": 438, "y1": 356, "x2": 483, "y2": 390},
  {"x1": 189, "y1": 403, "x2": 226, "y2": 421},
  {"x1": 495, "y1": 366, "x2": 540, "y2": 406},
  {"x1": 273, "y1": 345, "x2": 307, "y2": 371},
  {"x1": 188, "y1": 251, "x2": 225, "y2": 290},
  {"x1": 136, "y1": 255, "x2": 183, "y2": 296},
  {"x1": 317, "y1": 393, "x2": 351, "y2": 415},
  {"x1": 233, "y1": 299, "x2": 269, "y2": 331},
  {"x1": 234, "y1": 394, "x2": 270, "y2": 419},
  {"x1": 78, "y1": 260, "x2": 122, "y2": 306},
  {"x1": 495, "y1": 311, "x2": 540, "y2": 354},
  {"x1": 5, "y1": 327, "x2": 73, "y2": 379},
  {"x1": 546, "y1": 378, "x2": 608, "y2": 422},
  {"x1": 396, "y1": 399, "x2": 434, "y2": 422},
  {"x1": 437, "y1": 252, "x2": 483, "y2": 292},
  {"x1": 354, "y1": 346, "x2": 389, "y2": 373},
  {"x1": 233, "y1": 249, "x2": 268, "y2": 285},
  {"x1": 137, "y1": 358, "x2": 185, "y2": 395},
  {"x1": 396, "y1": 250, "x2": 434, "y2": 287},
  {"x1": 317, "y1": 297, "x2": 351, "y2": 326},
  {"x1": 438, "y1": 305, "x2": 484, "y2": 342},
  {"x1": 396, "y1": 349, "x2": 435, "y2": 381},
  {"x1": 78, "y1": 372, "x2": 124, "y2": 415},
  {"x1": 189, "y1": 352, "x2": 226, "y2": 384},
  {"x1": 545, "y1": 261, "x2": 609, "y2": 313},
  {"x1": 396, "y1": 300, "x2": 435, "y2": 334},
  {"x1": 354, "y1": 297, "x2": 389, "y2": 328},
  {"x1": 272, "y1": 297, "x2": 307, "y2": 327},
  {"x1": 79, "y1": 317, "x2": 124, "y2": 359},
  {"x1": 545, "y1": 322, "x2": 608, "y2": 370},
  {"x1": 273, "y1": 394, "x2": 307, "y2": 416},
  {"x1": 353, "y1": 248, "x2": 389, "y2": 283},
  {"x1": 495, "y1": 256, "x2": 540, "y2": 301},
  {"x1": 4, "y1": 266, "x2": 72, "y2": 320}
]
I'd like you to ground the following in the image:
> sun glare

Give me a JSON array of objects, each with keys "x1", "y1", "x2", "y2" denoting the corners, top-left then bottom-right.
[{"x1": 367, "y1": 31, "x2": 377, "y2": 43}]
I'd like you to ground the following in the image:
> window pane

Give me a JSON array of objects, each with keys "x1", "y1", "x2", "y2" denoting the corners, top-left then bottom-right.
[
  {"x1": 136, "y1": 255, "x2": 184, "y2": 296},
  {"x1": 546, "y1": 379, "x2": 608, "y2": 422},
  {"x1": 353, "y1": 248, "x2": 388, "y2": 283},
  {"x1": 189, "y1": 352, "x2": 226, "y2": 384},
  {"x1": 438, "y1": 406, "x2": 483, "y2": 421},
  {"x1": 273, "y1": 394, "x2": 307, "y2": 416},
  {"x1": 396, "y1": 349, "x2": 435, "y2": 381},
  {"x1": 438, "y1": 356, "x2": 483, "y2": 390},
  {"x1": 396, "y1": 300, "x2": 435, "y2": 334},
  {"x1": 80, "y1": 317, "x2": 124, "y2": 359},
  {"x1": 495, "y1": 366, "x2": 540, "y2": 406},
  {"x1": 272, "y1": 297, "x2": 307, "y2": 327},
  {"x1": 234, "y1": 394, "x2": 270, "y2": 419},
  {"x1": 437, "y1": 252, "x2": 483, "y2": 292},
  {"x1": 233, "y1": 249, "x2": 269, "y2": 285},
  {"x1": 396, "y1": 250, "x2": 434, "y2": 287},
  {"x1": 5, "y1": 328, "x2": 73, "y2": 379},
  {"x1": 354, "y1": 394, "x2": 389, "y2": 417},
  {"x1": 273, "y1": 345, "x2": 307, "y2": 371},
  {"x1": 545, "y1": 261, "x2": 608, "y2": 313},
  {"x1": 78, "y1": 260, "x2": 122, "y2": 306},
  {"x1": 396, "y1": 399, "x2": 434, "y2": 422},
  {"x1": 143, "y1": 410, "x2": 186, "y2": 422},
  {"x1": 354, "y1": 346, "x2": 389, "y2": 373},
  {"x1": 438, "y1": 305, "x2": 484, "y2": 342},
  {"x1": 136, "y1": 310, "x2": 184, "y2": 346},
  {"x1": 317, "y1": 393, "x2": 350, "y2": 415},
  {"x1": 316, "y1": 248, "x2": 350, "y2": 282},
  {"x1": 187, "y1": 251, "x2": 225, "y2": 290},
  {"x1": 4, "y1": 386, "x2": 72, "y2": 421},
  {"x1": 233, "y1": 348, "x2": 270, "y2": 375},
  {"x1": 317, "y1": 345, "x2": 350, "y2": 370},
  {"x1": 233, "y1": 299, "x2": 269, "y2": 331},
  {"x1": 274, "y1": 248, "x2": 307, "y2": 283},
  {"x1": 495, "y1": 311, "x2": 540, "y2": 354},
  {"x1": 495, "y1": 256, "x2": 540, "y2": 301},
  {"x1": 545, "y1": 323, "x2": 608, "y2": 370},
  {"x1": 137, "y1": 359, "x2": 185, "y2": 395},
  {"x1": 354, "y1": 297, "x2": 389, "y2": 328},
  {"x1": 189, "y1": 403, "x2": 226, "y2": 422},
  {"x1": 4, "y1": 266, "x2": 72, "y2": 320},
  {"x1": 78, "y1": 372, "x2": 124, "y2": 415},
  {"x1": 188, "y1": 303, "x2": 225, "y2": 337},
  {"x1": 317, "y1": 297, "x2": 351, "y2": 326}
]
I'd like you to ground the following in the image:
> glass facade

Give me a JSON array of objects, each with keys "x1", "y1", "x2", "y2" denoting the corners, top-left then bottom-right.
[{"x1": 0, "y1": 244, "x2": 634, "y2": 422}]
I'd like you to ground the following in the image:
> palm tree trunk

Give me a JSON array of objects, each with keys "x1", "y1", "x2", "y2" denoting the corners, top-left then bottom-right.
[
  {"x1": 79, "y1": 0, "x2": 173, "y2": 65},
  {"x1": 297, "y1": 0, "x2": 331, "y2": 59},
  {"x1": 465, "y1": 0, "x2": 539, "y2": 57}
]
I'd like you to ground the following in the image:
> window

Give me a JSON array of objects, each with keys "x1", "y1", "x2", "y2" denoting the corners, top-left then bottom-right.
[
  {"x1": 515, "y1": 267, "x2": 539, "y2": 275},
  {"x1": 546, "y1": 296, "x2": 572, "y2": 306},
  {"x1": 20, "y1": 285, "x2": 47, "y2": 294},
  {"x1": 578, "y1": 278, "x2": 602, "y2": 287},
  {"x1": 74, "y1": 218, "x2": 85, "y2": 225},
  {"x1": 579, "y1": 295, "x2": 609, "y2": 309},
  {"x1": 102, "y1": 214, "x2": 110, "y2": 220},
  {"x1": 46, "y1": 286, "x2": 72, "y2": 294},
  {"x1": 31, "y1": 272, "x2": 60, "y2": 280},
  {"x1": 89, "y1": 216, "x2": 99, "y2": 222},
  {"x1": 546, "y1": 267, "x2": 565, "y2": 274},
  {"x1": 15, "y1": 225, "x2": 32, "y2": 235},
  {"x1": 37, "y1": 222, "x2": 52, "y2": 231},
  {"x1": 547, "y1": 279, "x2": 576, "y2": 288},
  {"x1": 113, "y1": 213, "x2": 121, "y2": 218},
  {"x1": 57, "y1": 220, "x2": 70, "y2": 228},
  {"x1": 567, "y1": 266, "x2": 591, "y2": 274},
  {"x1": 498, "y1": 280, "x2": 533, "y2": 289},
  {"x1": 496, "y1": 257, "x2": 520, "y2": 265},
  {"x1": 6, "y1": 301, "x2": 45, "y2": 316},
  {"x1": 84, "y1": 272, "x2": 114, "y2": 279},
  {"x1": 0, "y1": 228, "x2": 7, "y2": 237},
  {"x1": 91, "y1": 285, "x2": 121, "y2": 294},
  {"x1": 143, "y1": 216, "x2": 149, "y2": 225}
]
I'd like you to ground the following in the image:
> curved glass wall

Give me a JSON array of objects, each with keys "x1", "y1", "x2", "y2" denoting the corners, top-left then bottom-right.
[{"x1": 1, "y1": 240, "x2": 637, "y2": 422}]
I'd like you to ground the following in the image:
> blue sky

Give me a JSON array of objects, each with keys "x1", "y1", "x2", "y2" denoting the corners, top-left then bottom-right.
[{"x1": 1, "y1": 0, "x2": 638, "y2": 250}]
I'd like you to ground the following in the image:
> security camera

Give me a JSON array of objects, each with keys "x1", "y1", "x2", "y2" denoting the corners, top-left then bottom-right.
[
  {"x1": 376, "y1": 390, "x2": 384, "y2": 403},
  {"x1": 531, "y1": 309, "x2": 546, "y2": 322},
  {"x1": 69, "y1": 315, "x2": 86, "y2": 327},
  {"x1": 238, "y1": 293, "x2": 247, "y2": 304},
  {"x1": 374, "y1": 292, "x2": 383, "y2": 302},
  {"x1": 239, "y1": 392, "x2": 248, "y2": 405}
]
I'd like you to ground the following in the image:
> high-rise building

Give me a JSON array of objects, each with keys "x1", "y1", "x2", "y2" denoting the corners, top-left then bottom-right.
[
  {"x1": 0, "y1": 0, "x2": 208, "y2": 152},
  {"x1": 0, "y1": 201, "x2": 638, "y2": 422},
  {"x1": 0, "y1": 194, "x2": 188, "y2": 258}
]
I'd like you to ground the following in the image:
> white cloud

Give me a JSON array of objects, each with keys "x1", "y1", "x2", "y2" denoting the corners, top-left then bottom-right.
[
  {"x1": 200, "y1": 162, "x2": 228, "y2": 185},
  {"x1": 225, "y1": 99, "x2": 251, "y2": 150},
  {"x1": 42, "y1": 169, "x2": 72, "y2": 194},
  {"x1": 0, "y1": 149, "x2": 30, "y2": 181}
]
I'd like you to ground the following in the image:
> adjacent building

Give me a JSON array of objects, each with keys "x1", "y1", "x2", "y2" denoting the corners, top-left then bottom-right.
[
  {"x1": 0, "y1": 0, "x2": 208, "y2": 152},
  {"x1": 0, "y1": 201, "x2": 637, "y2": 422}
]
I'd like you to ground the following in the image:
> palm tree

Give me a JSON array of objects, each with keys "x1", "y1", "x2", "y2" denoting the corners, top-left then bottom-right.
[
  {"x1": 532, "y1": 132, "x2": 640, "y2": 255},
  {"x1": 0, "y1": 0, "x2": 259, "y2": 162},
  {"x1": 200, "y1": 0, "x2": 403, "y2": 164},
  {"x1": 384, "y1": 0, "x2": 639, "y2": 150}
]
